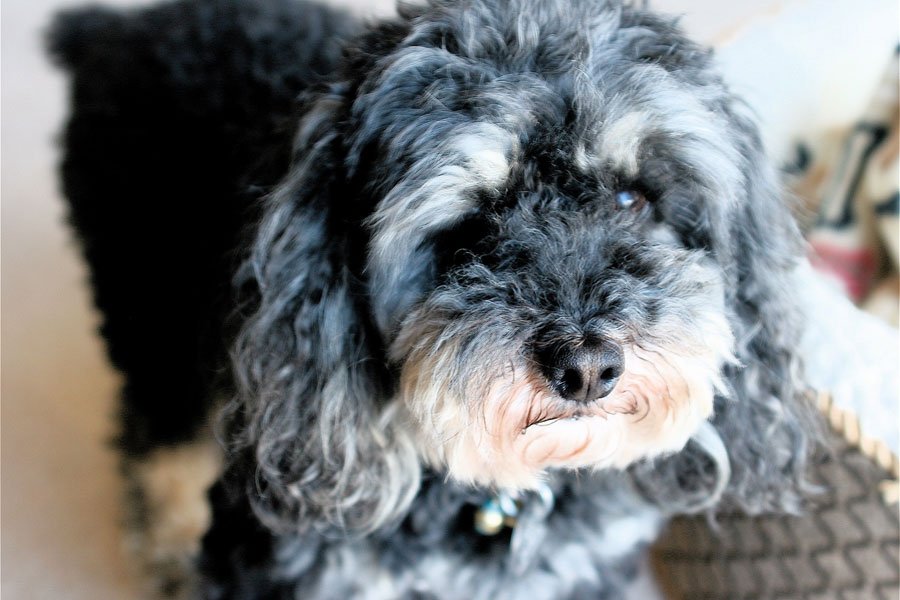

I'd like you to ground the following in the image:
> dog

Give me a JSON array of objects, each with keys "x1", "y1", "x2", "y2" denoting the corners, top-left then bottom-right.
[{"x1": 49, "y1": 0, "x2": 817, "y2": 597}]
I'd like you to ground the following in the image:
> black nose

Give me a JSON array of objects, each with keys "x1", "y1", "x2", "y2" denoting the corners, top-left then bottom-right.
[{"x1": 535, "y1": 340, "x2": 624, "y2": 402}]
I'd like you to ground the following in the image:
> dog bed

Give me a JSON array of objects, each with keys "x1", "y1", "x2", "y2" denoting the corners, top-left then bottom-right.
[{"x1": 653, "y1": 390, "x2": 899, "y2": 599}]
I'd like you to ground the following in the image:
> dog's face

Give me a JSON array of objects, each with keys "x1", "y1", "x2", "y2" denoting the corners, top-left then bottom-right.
[
  {"x1": 358, "y1": 1, "x2": 741, "y2": 491},
  {"x1": 234, "y1": 0, "x2": 811, "y2": 533}
]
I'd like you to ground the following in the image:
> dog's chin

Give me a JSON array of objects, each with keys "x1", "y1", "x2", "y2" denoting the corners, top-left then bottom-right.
[{"x1": 405, "y1": 340, "x2": 731, "y2": 491}]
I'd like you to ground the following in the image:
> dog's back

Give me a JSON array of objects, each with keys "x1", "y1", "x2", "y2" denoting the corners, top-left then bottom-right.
[
  {"x1": 48, "y1": 2, "x2": 359, "y2": 592},
  {"x1": 48, "y1": 0, "x2": 358, "y2": 453}
]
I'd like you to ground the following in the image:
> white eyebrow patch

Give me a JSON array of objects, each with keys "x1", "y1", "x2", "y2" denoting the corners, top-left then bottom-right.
[
  {"x1": 367, "y1": 122, "x2": 517, "y2": 330},
  {"x1": 593, "y1": 110, "x2": 655, "y2": 178},
  {"x1": 453, "y1": 132, "x2": 511, "y2": 187},
  {"x1": 369, "y1": 122, "x2": 515, "y2": 263},
  {"x1": 575, "y1": 69, "x2": 744, "y2": 209}
]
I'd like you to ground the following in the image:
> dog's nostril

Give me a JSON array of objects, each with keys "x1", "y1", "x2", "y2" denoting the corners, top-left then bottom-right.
[
  {"x1": 573, "y1": 345, "x2": 623, "y2": 402},
  {"x1": 561, "y1": 368, "x2": 583, "y2": 394},
  {"x1": 537, "y1": 341, "x2": 624, "y2": 403}
]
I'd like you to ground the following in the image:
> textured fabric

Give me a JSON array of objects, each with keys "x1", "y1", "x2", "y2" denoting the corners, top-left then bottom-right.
[
  {"x1": 803, "y1": 48, "x2": 899, "y2": 326},
  {"x1": 653, "y1": 403, "x2": 900, "y2": 600}
]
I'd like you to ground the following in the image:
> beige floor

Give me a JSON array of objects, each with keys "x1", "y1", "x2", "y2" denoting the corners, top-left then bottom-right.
[{"x1": 0, "y1": 1, "x2": 858, "y2": 598}]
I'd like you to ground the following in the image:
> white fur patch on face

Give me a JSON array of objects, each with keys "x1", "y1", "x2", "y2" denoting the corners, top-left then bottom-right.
[
  {"x1": 369, "y1": 123, "x2": 514, "y2": 259},
  {"x1": 452, "y1": 132, "x2": 512, "y2": 187},
  {"x1": 400, "y1": 309, "x2": 733, "y2": 491},
  {"x1": 367, "y1": 124, "x2": 516, "y2": 323},
  {"x1": 576, "y1": 70, "x2": 744, "y2": 208},
  {"x1": 579, "y1": 110, "x2": 653, "y2": 178},
  {"x1": 461, "y1": 343, "x2": 724, "y2": 490}
]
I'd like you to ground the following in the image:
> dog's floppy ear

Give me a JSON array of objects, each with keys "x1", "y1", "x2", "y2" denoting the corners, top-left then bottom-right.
[
  {"x1": 227, "y1": 86, "x2": 420, "y2": 534},
  {"x1": 634, "y1": 100, "x2": 818, "y2": 515},
  {"x1": 707, "y1": 105, "x2": 818, "y2": 513},
  {"x1": 713, "y1": 104, "x2": 816, "y2": 512}
]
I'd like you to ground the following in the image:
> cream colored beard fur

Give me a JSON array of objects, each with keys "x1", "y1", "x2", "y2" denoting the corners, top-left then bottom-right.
[{"x1": 401, "y1": 325, "x2": 733, "y2": 491}]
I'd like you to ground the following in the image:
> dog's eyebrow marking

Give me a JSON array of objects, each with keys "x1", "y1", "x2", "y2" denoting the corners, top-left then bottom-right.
[
  {"x1": 367, "y1": 122, "x2": 517, "y2": 318},
  {"x1": 452, "y1": 132, "x2": 511, "y2": 186},
  {"x1": 576, "y1": 110, "x2": 651, "y2": 178},
  {"x1": 574, "y1": 67, "x2": 743, "y2": 208},
  {"x1": 368, "y1": 122, "x2": 514, "y2": 253}
]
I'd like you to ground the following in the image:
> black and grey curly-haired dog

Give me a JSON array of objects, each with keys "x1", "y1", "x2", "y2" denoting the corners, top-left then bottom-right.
[{"x1": 49, "y1": 0, "x2": 817, "y2": 597}]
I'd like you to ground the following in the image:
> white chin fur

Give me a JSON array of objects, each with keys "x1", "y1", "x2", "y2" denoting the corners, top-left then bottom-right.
[{"x1": 402, "y1": 331, "x2": 733, "y2": 491}]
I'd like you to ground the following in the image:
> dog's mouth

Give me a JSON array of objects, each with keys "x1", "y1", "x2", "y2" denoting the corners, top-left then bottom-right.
[
  {"x1": 510, "y1": 385, "x2": 661, "y2": 470},
  {"x1": 523, "y1": 391, "x2": 642, "y2": 430}
]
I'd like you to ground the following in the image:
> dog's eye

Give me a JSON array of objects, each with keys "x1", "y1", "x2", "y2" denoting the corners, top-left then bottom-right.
[{"x1": 614, "y1": 189, "x2": 648, "y2": 212}]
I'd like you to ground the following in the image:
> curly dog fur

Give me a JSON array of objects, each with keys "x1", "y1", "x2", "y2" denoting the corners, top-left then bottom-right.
[{"x1": 49, "y1": 0, "x2": 816, "y2": 598}]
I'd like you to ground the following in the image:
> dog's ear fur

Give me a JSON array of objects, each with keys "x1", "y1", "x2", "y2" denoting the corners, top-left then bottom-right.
[
  {"x1": 227, "y1": 87, "x2": 420, "y2": 534},
  {"x1": 633, "y1": 98, "x2": 818, "y2": 515},
  {"x1": 709, "y1": 106, "x2": 818, "y2": 513}
]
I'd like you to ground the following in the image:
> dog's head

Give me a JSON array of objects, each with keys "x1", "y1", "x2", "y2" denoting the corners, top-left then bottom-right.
[{"x1": 230, "y1": 0, "x2": 813, "y2": 533}]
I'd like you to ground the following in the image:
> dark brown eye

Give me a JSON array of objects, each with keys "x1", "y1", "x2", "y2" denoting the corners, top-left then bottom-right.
[{"x1": 614, "y1": 189, "x2": 647, "y2": 212}]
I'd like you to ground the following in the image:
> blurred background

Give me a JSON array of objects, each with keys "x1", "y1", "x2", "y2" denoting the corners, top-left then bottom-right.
[{"x1": 2, "y1": 0, "x2": 897, "y2": 598}]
